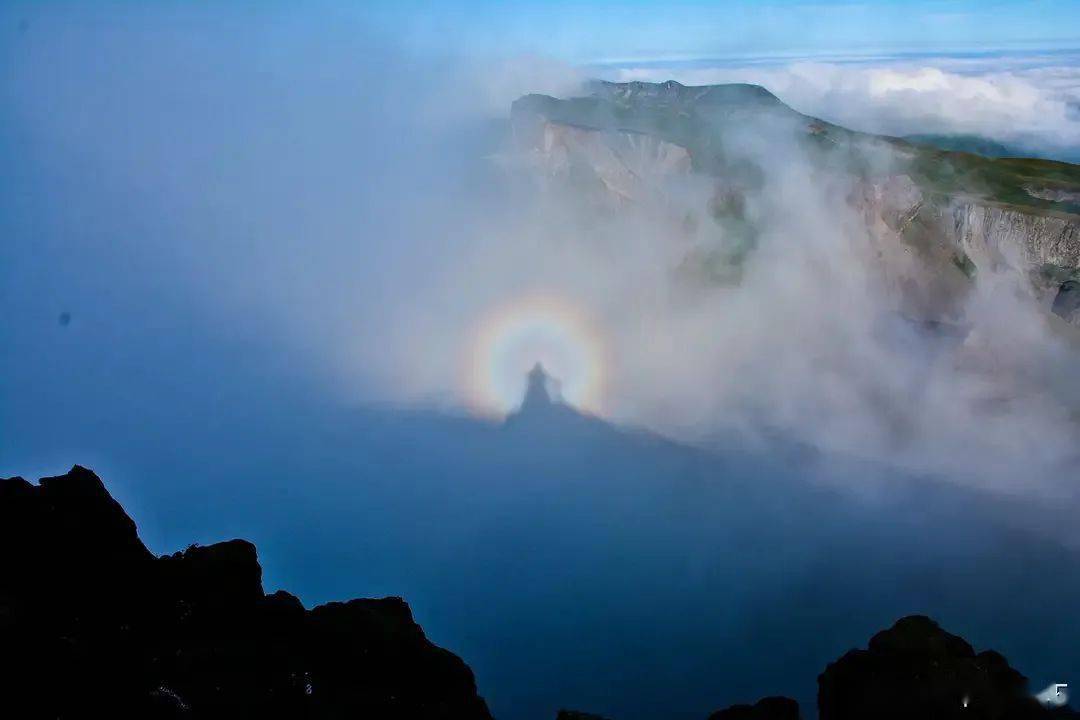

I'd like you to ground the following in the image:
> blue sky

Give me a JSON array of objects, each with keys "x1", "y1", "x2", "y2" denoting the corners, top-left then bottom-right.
[
  {"x1": 359, "y1": 0, "x2": 1080, "y2": 63},
  {"x1": 3, "y1": 4, "x2": 1080, "y2": 717}
]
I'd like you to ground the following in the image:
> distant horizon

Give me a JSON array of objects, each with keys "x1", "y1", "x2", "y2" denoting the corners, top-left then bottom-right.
[
  {"x1": 588, "y1": 43, "x2": 1080, "y2": 71},
  {"x1": 352, "y1": 0, "x2": 1080, "y2": 65}
]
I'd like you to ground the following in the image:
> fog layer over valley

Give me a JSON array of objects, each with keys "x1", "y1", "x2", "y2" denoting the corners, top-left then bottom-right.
[
  {"x1": 611, "y1": 52, "x2": 1080, "y2": 163},
  {"x1": 3, "y1": 5, "x2": 1080, "y2": 720}
]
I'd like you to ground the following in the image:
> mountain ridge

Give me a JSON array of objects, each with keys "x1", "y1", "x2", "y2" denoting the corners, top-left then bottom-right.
[{"x1": 510, "y1": 79, "x2": 1080, "y2": 327}]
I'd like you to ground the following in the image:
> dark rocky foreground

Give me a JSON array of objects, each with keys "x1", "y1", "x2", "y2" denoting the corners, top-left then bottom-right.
[
  {"x1": 0, "y1": 466, "x2": 491, "y2": 719},
  {"x1": 1, "y1": 465, "x2": 1076, "y2": 719},
  {"x1": 815, "y1": 616, "x2": 1077, "y2": 720}
]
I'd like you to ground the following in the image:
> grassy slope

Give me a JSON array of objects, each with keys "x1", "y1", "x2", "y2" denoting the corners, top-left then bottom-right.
[{"x1": 514, "y1": 81, "x2": 1080, "y2": 216}]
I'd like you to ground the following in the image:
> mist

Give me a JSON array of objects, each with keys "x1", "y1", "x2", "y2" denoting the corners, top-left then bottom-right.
[
  {"x1": 3, "y1": 4, "x2": 1080, "y2": 720},
  {"x1": 612, "y1": 52, "x2": 1080, "y2": 161}
]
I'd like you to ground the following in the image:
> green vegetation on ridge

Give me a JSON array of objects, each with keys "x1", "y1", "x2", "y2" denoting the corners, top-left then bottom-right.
[{"x1": 513, "y1": 80, "x2": 1080, "y2": 216}]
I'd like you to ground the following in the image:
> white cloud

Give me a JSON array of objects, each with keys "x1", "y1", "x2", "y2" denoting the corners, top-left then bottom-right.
[
  {"x1": 5, "y1": 2, "x2": 1078, "y2": 500},
  {"x1": 610, "y1": 52, "x2": 1080, "y2": 158}
]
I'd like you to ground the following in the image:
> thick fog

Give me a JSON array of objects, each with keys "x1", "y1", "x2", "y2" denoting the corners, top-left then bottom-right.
[
  {"x1": 5, "y1": 3, "x2": 1079, "y2": 490},
  {"x1": 3, "y1": 4, "x2": 1080, "y2": 720}
]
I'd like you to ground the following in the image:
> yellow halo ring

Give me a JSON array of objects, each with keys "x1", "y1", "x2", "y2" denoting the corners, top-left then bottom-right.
[{"x1": 465, "y1": 295, "x2": 607, "y2": 416}]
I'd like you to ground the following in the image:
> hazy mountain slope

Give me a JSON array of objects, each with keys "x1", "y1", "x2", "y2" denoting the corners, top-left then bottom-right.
[
  {"x1": 903, "y1": 134, "x2": 1019, "y2": 159},
  {"x1": 510, "y1": 80, "x2": 1080, "y2": 326},
  {"x1": 904, "y1": 133, "x2": 1080, "y2": 167},
  {"x1": 514, "y1": 80, "x2": 1080, "y2": 214}
]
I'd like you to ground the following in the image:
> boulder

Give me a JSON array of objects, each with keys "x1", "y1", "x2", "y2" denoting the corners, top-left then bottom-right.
[
  {"x1": 818, "y1": 615, "x2": 1074, "y2": 720},
  {"x1": 0, "y1": 466, "x2": 492, "y2": 719}
]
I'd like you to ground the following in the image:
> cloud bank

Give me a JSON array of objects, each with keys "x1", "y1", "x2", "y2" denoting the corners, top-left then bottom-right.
[
  {"x1": 3, "y1": 5, "x2": 1078, "y2": 501},
  {"x1": 4, "y1": 8, "x2": 1080, "y2": 718},
  {"x1": 610, "y1": 52, "x2": 1080, "y2": 160}
]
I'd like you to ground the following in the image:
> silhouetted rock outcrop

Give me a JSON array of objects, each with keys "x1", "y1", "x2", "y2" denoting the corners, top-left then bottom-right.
[
  {"x1": 571, "y1": 616, "x2": 1075, "y2": 720},
  {"x1": 4, "y1": 467, "x2": 1077, "y2": 720},
  {"x1": 0, "y1": 466, "x2": 491, "y2": 719},
  {"x1": 708, "y1": 696, "x2": 801, "y2": 719},
  {"x1": 818, "y1": 615, "x2": 1077, "y2": 720},
  {"x1": 556, "y1": 711, "x2": 613, "y2": 720}
]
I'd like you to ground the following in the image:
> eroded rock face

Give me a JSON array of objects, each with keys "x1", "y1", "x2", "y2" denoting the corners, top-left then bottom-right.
[
  {"x1": 509, "y1": 81, "x2": 1080, "y2": 327},
  {"x1": 0, "y1": 466, "x2": 492, "y2": 719},
  {"x1": 817, "y1": 615, "x2": 1069, "y2": 720},
  {"x1": 851, "y1": 175, "x2": 974, "y2": 322},
  {"x1": 516, "y1": 119, "x2": 692, "y2": 207},
  {"x1": 951, "y1": 202, "x2": 1080, "y2": 280},
  {"x1": 850, "y1": 184, "x2": 1080, "y2": 323}
]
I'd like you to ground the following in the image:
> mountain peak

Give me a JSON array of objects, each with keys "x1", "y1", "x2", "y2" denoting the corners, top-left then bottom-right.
[{"x1": 587, "y1": 78, "x2": 785, "y2": 108}]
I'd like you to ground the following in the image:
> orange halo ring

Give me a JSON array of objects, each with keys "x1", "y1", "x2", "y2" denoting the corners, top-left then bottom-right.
[{"x1": 464, "y1": 295, "x2": 607, "y2": 417}]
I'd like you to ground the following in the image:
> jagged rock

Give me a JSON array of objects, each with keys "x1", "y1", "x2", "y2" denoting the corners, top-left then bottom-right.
[
  {"x1": 0, "y1": 466, "x2": 491, "y2": 719},
  {"x1": 818, "y1": 615, "x2": 1076, "y2": 720},
  {"x1": 512, "y1": 118, "x2": 692, "y2": 207},
  {"x1": 708, "y1": 696, "x2": 801, "y2": 719},
  {"x1": 305, "y1": 597, "x2": 492, "y2": 718},
  {"x1": 951, "y1": 202, "x2": 1080, "y2": 292},
  {"x1": 6, "y1": 467, "x2": 1077, "y2": 720}
]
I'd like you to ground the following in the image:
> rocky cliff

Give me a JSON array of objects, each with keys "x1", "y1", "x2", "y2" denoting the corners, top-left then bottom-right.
[
  {"x1": 510, "y1": 80, "x2": 1080, "y2": 326},
  {"x1": 818, "y1": 616, "x2": 1077, "y2": 720},
  {"x1": 520, "y1": 121, "x2": 692, "y2": 206},
  {"x1": 0, "y1": 466, "x2": 492, "y2": 719},
  {"x1": 2, "y1": 465, "x2": 1078, "y2": 719},
  {"x1": 565, "y1": 617, "x2": 1078, "y2": 720},
  {"x1": 950, "y1": 201, "x2": 1080, "y2": 308}
]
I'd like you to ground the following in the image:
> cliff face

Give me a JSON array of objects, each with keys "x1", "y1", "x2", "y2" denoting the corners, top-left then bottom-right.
[
  {"x1": 511, "y1": 102, "x2": 692, "y2": 208},
  {"x1": 850, "y1": 175, "x2": 974, "y2": 322},
  {"x1": 0, "y1": 466, "x2": 492, "y2": 720},
  {"x1": 849, "y1": 178, "x2": 1080, "y2": 320},
  {"x1": 509, "y1": 81, "x2": 1080, "y2": 327},
  {"x1": 949, "y1": 201, "x2": 1080, "y2": 301}
]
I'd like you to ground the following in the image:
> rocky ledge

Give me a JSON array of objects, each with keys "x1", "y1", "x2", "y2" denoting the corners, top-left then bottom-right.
[
  {"x1": 561, "y1": 613, "x2": 1075, "y2": 720},
  {"x1": 562, "y1": 616, "x2": 1078, "y2": 720},
  {"x1": 0, "y1": 465, "x2": 491, "y2": 719},
  {"x1": 1, "y1": 465, "x2": 1076, "y2": 719},
  {"x1": 817, "y1": 615, "x2": 1077, "y2": 720}
]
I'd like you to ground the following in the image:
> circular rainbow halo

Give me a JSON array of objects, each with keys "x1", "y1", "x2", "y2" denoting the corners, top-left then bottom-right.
[{"x1": 466, "y1": 295, "x2": 606, "y2": 416}]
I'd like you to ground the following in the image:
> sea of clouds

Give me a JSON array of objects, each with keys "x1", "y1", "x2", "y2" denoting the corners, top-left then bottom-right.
[
  {"x1": 3, "y1": 4, "x2": 1079, "y2": 499},
  {"x1": 607, "y1": 50, "x2": 1080, "y2": 161},
  {"x1": 4, "y1": 8, "x2": 1080, "y2": 718}
]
